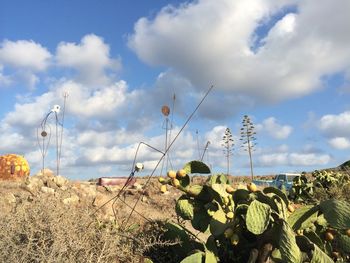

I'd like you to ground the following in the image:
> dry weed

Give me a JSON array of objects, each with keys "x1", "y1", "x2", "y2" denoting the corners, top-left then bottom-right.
[{"x1": 0, "y1": 196, "x2": 177, "y2": 263}]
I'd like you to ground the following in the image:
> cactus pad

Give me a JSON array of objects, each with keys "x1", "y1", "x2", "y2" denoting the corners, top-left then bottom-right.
[
  {"x1": 183, "y1": 160, "x2": 211, "y2": 174},
  {"x1": 176, "y1": 196, "x2": 195, "y2": 220},
  {"x1": 320, "y1": 200, "x2": 350, "y2": 229},
  {"x1": 210, "y1": 209, "x2": 227, "y2": 237},
  {"x1": 279, "y1": 222, "x2": 303, "y2": 263},
  {"x1": 246, "y1": 200, "x2": 271, "y2": 235}
]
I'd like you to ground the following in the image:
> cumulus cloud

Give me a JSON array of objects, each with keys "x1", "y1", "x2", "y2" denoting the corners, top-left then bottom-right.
[
  {"x1": 57, "y1": 80, "x2": 129, "y2": 119},
  {"x1": 204, "y1": 126, "x2": 227, "y2": 150},
  {"x1": 317, "y1": 111, "x2": 350, "y2": 149},
  {"x1": 318, "y1": 111, "x2": 350, "y2": 138},
  {"x1": 75, "y1": 127, "x2": 197, "y2": 170},
  {"x1": 258, "y1": 152, "x2": 331, "y2": 167},
  {"x1": 328, "y1": 137, "x2": 350, "y2": 150},
  {"x1": 0, "y1": 39, "x2": 52, "y2": 88},
  {"x1": 128, "y1": 0, "x2": 350, "y2": 106},
  {"x1": 4, "y1": 92, "x2": 57, "y2": 128},
  {"x1": 0, "y1": 39, "x2": 51, "y2": 71},
  {"x1": 56, "y1": 34, "x2": 121, "y2": 86},
  {"x1": 258, "y1": 117, "x2": 293, "y2": 139}
]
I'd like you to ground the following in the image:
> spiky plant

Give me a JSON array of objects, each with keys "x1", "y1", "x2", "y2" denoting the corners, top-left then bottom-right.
[
  {"x1": 240, "y1": 115, "x2": 256, "y2": 180},
  {"x1": 222, "y1": 128, "x2": 234, "y2": 176},
  {"x1": 159, "y1": 160, "x2": 350, "y2": 262}
]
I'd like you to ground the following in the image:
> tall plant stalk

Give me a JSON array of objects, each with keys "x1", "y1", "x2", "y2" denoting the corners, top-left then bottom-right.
[
  {"x1": 240, "y1": 115, "x2": 257, "y2": 180},
  {"x1": 222, "y1": 128, "x2": 234, "y2": 176}
]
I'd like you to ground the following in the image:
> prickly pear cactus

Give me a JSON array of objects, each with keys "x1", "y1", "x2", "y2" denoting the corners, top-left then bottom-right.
[
  {"x1": 0, "y1": 154, "x2": 30, "y2": 180},
  {"x1": 160, "y1": 160, "x2": 350, "y2": 262}
]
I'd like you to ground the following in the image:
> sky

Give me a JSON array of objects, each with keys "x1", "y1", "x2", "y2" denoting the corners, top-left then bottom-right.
[{"x1": 1, "y1": 0, "x2": 350, "y2": 180}]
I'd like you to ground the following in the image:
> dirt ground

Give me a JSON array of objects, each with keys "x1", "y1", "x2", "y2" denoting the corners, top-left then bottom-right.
[{"x1": 0, "y1": 170, "x2": 268, "y2": 231}]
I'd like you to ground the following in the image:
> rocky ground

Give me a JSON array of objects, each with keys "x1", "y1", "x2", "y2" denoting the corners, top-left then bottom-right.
[{"x1": 0, "y1": 169, "x2": 184, "y2": 226}]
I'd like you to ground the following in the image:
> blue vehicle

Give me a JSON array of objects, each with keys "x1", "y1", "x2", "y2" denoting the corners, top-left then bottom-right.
[{"x1": 253, "y1": 173, "x2": 301, "y2": 191}]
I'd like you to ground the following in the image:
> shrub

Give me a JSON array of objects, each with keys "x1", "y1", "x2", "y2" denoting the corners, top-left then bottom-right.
[{"x1": 0, "y1": 195, "x2": 175, "y2": 263}]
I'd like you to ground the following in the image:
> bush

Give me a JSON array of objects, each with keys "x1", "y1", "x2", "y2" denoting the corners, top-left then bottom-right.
[{"x1": 0, "y1": 195, "x2": 174, "y2": 263}]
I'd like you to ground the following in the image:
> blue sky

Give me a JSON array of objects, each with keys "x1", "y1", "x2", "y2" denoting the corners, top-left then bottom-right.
[{"x1": 1, "y1": 0, "x2": 350, "y2": 179}]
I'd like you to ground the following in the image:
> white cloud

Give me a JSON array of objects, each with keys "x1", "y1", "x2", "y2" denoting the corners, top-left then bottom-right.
[
  {"x1": 328, "y1": 137, "x2": 350, "y2": 150},
  {"x1": 319, "y1": 111, "x2": 350, "y2": 138},
  {"x1": 58, "y1": 80, "x2": 129, "y2": 119},
  {"x1": 0, "y1": 39, "x2": 52, "y2": 88},
  {"x1": 259, "y1": 117, "x2": 293, "y2": 139},
  {"x1": 56, "y1": 34, "x2": 121, "y2": 86},
  {"x1": 128, "y1": 0, "x2": 350, "y2": 104},
  {"x1": 4, "y1": 92, "x2": 57, "y2": 127},
  {"x1": 77, "y1": 129, "x2": 146, "y2": 148},
  {"x1": 0, "y1": 39, "x2": 52, "y2": 71},
  {"x1": 75, "y1": 128, "x2": 197, "y2": 168},
  {"x1": 258, "y1": 152, "x2": 331, "y2": 167},
  {"x1": 289, "y1": 153, "x2": 331, "y2": 166},
  {"x1": 258, "y1": 153, "x2": 288, "y2": 166},
  {"x1": 0, "y1": 131, "x2": 34, "y2": 153},
  {"x1": 205, "y1": 125, "x2": 227, "y2": 150}
]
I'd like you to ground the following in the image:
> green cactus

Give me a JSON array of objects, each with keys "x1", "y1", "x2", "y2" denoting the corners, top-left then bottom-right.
[
  {"x1": 208, "y1": 174, "x2": 229, "y2": 185},
  {"x1": 163, "y1": 160, "x2": 350, "y2": 262},
  {"x1": 279, "y1": 221, "x2": 303, "y2": 263},
  {"x1": 319, "y1": 199, "x2": 350, "y2": 229},
  {"x1": 246, "y1": 200, "x2": 271, "y2": 235},
  {"x1": 183, "y1": 160, "x2": 211, "y2": 174}
]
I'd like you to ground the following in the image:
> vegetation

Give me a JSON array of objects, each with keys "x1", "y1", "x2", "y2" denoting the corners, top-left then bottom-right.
[
  {"x1": 158, "y1": 161, "x2": 350, "y2": 262},
  {"x1": 222, "y1": 128, "x2": 234, "y2": 176},
  {"x1": 239, "y1": 115, "x2": 257, "y2": 180},
  {"x1": 290, "y1": 170, "x2": 350, "y2": 203},
  {"x1": 0, "y1": 194, "x2": 176, "y2": 263},
  {"x1": 1, "y1": 158, "x2": 350, "y2": 262}
]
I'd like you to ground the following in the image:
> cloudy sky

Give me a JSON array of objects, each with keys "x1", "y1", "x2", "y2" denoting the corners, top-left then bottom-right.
[{"x1": 1, "y1": 0, "x2": 350, "y2": 179}]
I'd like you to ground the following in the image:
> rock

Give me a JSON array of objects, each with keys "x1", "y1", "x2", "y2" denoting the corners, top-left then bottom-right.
[
  {"x1": 46, "y1": 178, "x2": 59, "y2": 190},
  {"x1": 33, "y1": 169, "x2": 55, "y2": 186},
  {"x1": 63, "y1": 194, "x2": 79, "y2": 205},
  {"x1": 80, "y1": 185, "x2": 97, "y2": 198},
  {"x1": 40, "y1": 186, "x2": 55, "y2": 194},
  {"x1": 53, "y1": 175, "x2": 68, "y2": 188},
  {"x1": 4, "y1": 193, "x2": 16, "y2": 204},
  {"x1": 133, "y1": 183, "x2": 143, "y2": 190},
  {"x1": 25, "y1": 177, "x2": 44, "y2": 193}
]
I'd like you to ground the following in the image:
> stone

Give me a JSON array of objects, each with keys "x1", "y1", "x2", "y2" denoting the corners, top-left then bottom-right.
[
  {"x1": 25, "y1": 177, "x2": 44, "y2": 193},
  {"x1": 53, "y1": 175, "x2": 68, "y2": 188},
  {"x1": 4, "y1": 193, "x2": 16, "y2": 204},
  {"x1": 40, "y1": 186, "x2": 55, "y2": 194},
  {"x1": 80, "y1": 185, "x2": 97, "y2": 198},
  {"x1": 46, "y1": 178, "x2": 59, "y2": 190},
  {"x1": 63, "y1": 194, "x2": 79, "y2": 205},
  {"x1": 133, "y1": 183, "x2": 143, "y2": 190}
]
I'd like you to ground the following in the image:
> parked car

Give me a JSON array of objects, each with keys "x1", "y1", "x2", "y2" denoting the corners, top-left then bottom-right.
[{"x1": 253, "y1": 173, "x2": 301, "y2": 191}]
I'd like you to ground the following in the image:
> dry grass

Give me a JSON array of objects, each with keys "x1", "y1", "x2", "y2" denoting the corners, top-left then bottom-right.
[
  {"x1": 0, "y1": 195, "x2": 176, "y2": 263},
  {"x1": 313, "y1": 182, "x2": 350, "y2": 202}
]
